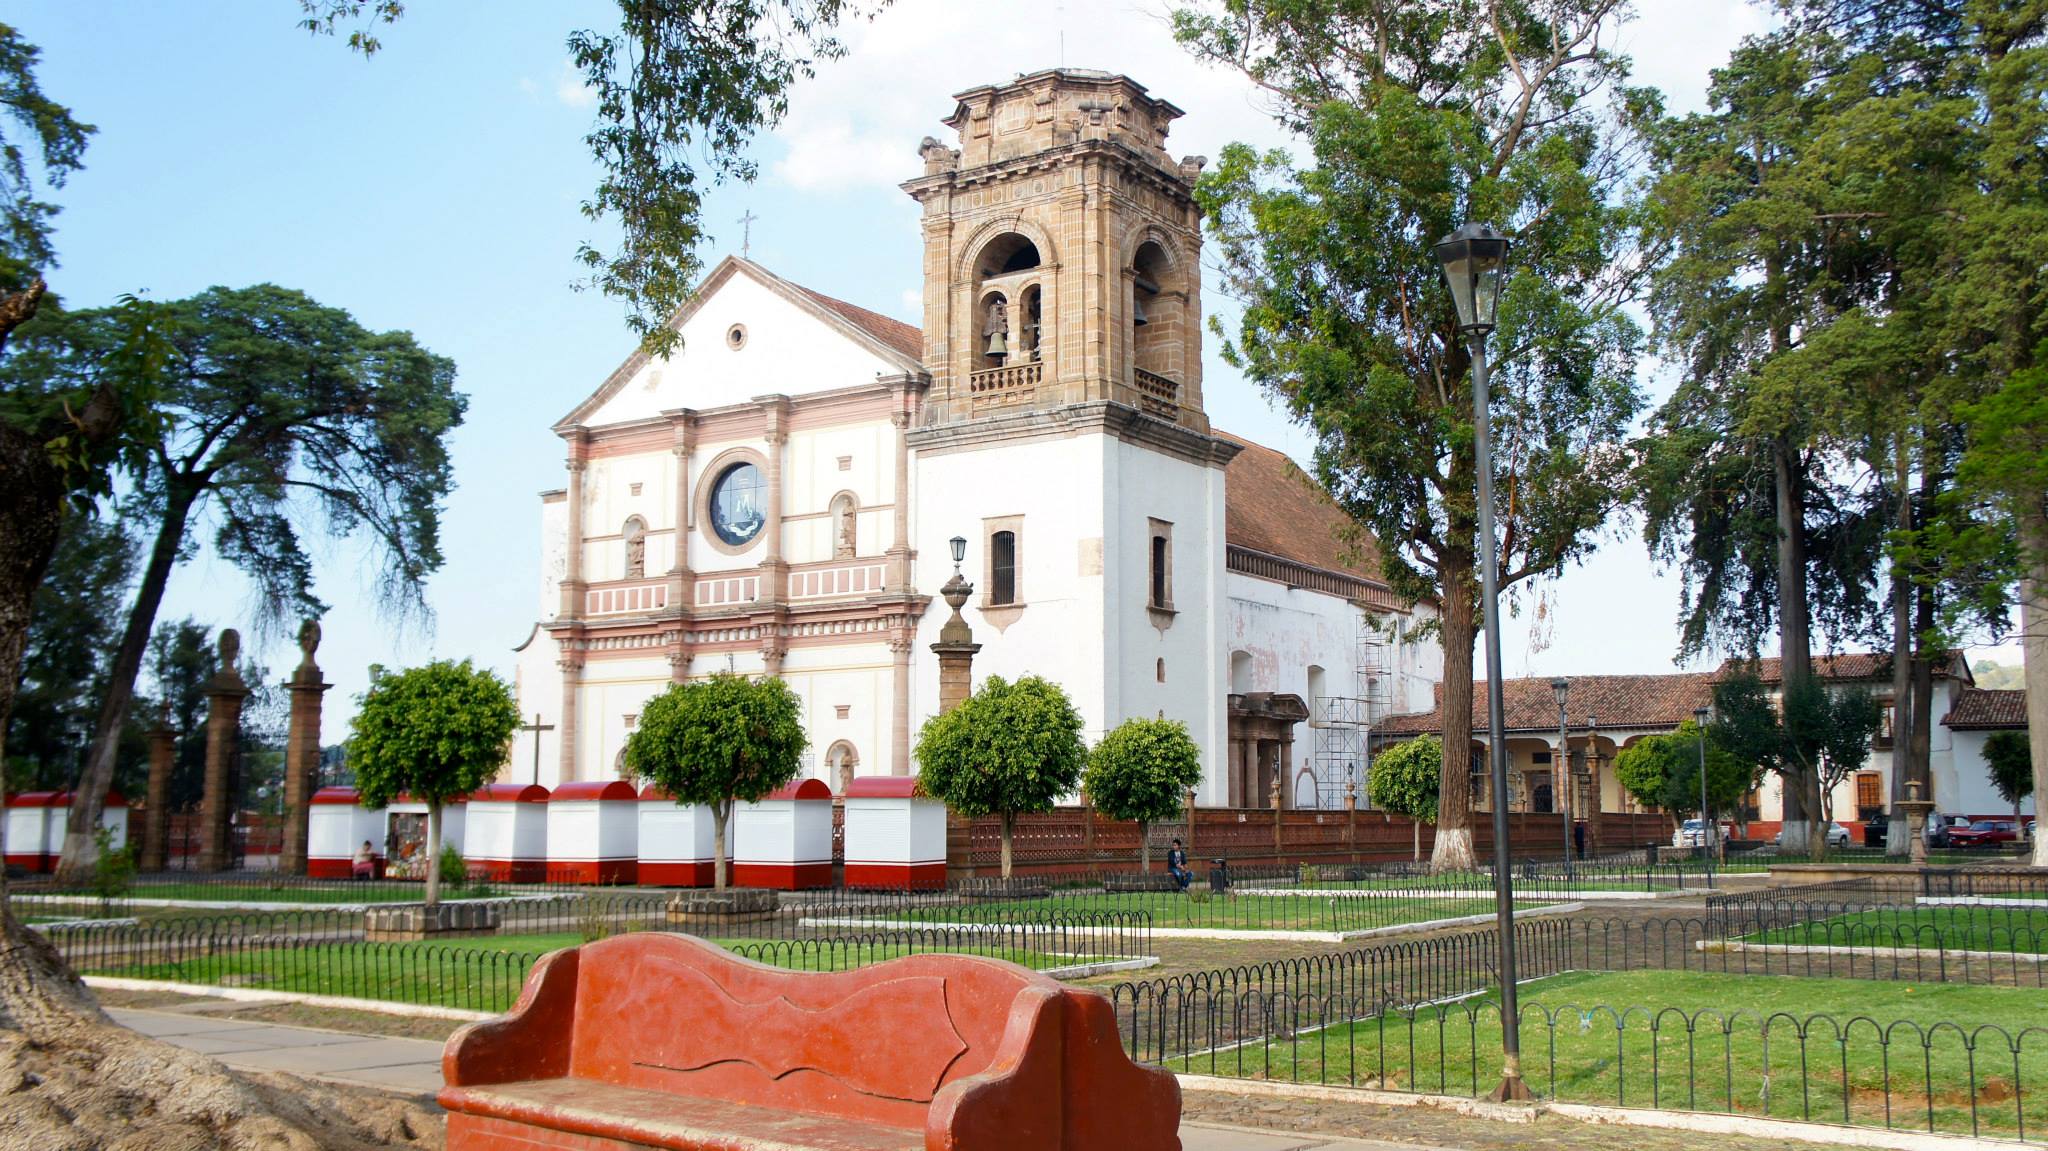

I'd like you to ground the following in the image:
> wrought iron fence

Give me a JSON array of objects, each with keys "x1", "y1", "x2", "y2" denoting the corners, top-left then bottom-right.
[{"x1": 1158, "y1": 990, "x2": 2048, "y2": 1143}]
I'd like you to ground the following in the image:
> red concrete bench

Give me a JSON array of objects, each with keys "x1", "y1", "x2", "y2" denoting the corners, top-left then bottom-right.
[{"x1": 439, "y1": 932, "x2": 1180, "y2": 1151}]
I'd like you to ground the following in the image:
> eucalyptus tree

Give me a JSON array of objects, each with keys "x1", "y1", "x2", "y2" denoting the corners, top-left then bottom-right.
[
  {"x1": 5, "y1": 285, "x2": 465, "y2": 881},
  {"x1": 1176, "y1": 0, "x2": 1654, "y2": 869}
]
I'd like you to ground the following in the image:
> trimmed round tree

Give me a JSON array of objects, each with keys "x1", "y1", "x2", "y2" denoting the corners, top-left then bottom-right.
[
  {"x1": 623, "y1": 673, "x2": 806, "y2": 890},
  {"x1": 915, "y1": 674, "x2": 1086, "y2": 877},
  {"x1": 1615, "y1": 720, "x2": 1754, "y2": 835},
  {"x1": 349, "y1": 660, "x2": 519, "y2": 908},
  {"x1": 1368, "y1": 735, "x2": 1441, "y2": 861},
  {"x1": 1985, "y1": 730, "x2": 2033, "y2": 826},
  {"x1": 1084, "y1": 716, "x2": 1203, "y2": 870}
]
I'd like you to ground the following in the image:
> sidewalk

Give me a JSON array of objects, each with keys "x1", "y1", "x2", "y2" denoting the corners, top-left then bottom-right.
[{"x1": 108, "y1": 1006, "x2": 1443, "y2": 1151}]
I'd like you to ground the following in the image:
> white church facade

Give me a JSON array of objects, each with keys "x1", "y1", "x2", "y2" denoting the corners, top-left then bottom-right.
[{"x1": 507, "y1": 69, "x2": 1443, "y2": 808}]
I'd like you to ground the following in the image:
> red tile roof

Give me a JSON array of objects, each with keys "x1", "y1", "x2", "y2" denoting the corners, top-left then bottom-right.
[
  {"x1": 1944, "y1": 688, "x2": 2029, "y2": 730},
  {"x1": 1216, "y1": 432, "x2": 1389, "y2": 590},
  {"x1": 1378, "y1": 672, "x2": 1719, "y2": 737},
  {"x1": 797, "y1": 285, "x2": 924, "y2": 363},
  {"x1": 1715, "y1": 652, "x2": 1964, "y2": 684}
]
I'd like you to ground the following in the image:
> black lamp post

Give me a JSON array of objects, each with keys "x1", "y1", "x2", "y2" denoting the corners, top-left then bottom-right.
[
  {"x1": 1551, "y1": 678, "x2": 1571, "y2": 871},
  {"x1": 1434, "y1": 220, "x2": 1527, "y2": 1102},
  {"x1": 1693, "y1": 705, "x2": 1714, "y2": 874}
]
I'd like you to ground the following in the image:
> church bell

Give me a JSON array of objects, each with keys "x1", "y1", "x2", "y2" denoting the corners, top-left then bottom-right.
[
  {"x1": 1132, "y1": 295, "x2": 1150, "y2": 326},
  {"x1": 985, "y1": 329, "x2": 1008, "y2": 356}
]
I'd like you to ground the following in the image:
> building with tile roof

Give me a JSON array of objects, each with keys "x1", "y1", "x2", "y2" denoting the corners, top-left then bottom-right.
[{"x1": 507, "y1": 70, "x2": 1442, "y2": 810}]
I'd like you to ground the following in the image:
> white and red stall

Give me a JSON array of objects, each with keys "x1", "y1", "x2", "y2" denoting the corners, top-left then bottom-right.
[
  {"x1": 841, "y1": 776, "x2": 948, "y2": 891},
  {"x1": 637, "y1": 785, "x2": 716, "y2": 886},
  {"x1": 382, "y1": 793, "x2": 467, "y2": 880},
  {"x1": 546, "y1": 779, "x2": 639, "y2": 885},
  {"x1": 731, "y1": 777, "x2": 834, "y2": 890},
  {"x1": 308, "y1": 786, "x2": 387, "y2": 878},
  {"x1": 465, "y1": 783, "x2": 550, "y2": 883},
  {"x1": 5, "y1": 791, "x2": 128, "y2": 873}
]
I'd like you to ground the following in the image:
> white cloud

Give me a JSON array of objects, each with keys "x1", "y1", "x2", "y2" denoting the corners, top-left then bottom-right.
[
  {"x1": 899, "y1": 287, "x2": 922, "y2": 313},
  {"x1": 555, "y1": 59, "x2": 596, "y2": 109}
]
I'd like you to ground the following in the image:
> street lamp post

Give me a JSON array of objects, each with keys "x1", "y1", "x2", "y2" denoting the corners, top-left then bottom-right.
[
  {"x1": 1551, "y1": 678, "x2": 1572, "y2": 873},
  {"x1": 1693, "y1": 705, "x2": 1714, "y2": 877},
  {"x1": 1434, "y1": 221, "x2": 1529, "y2": 1103}
]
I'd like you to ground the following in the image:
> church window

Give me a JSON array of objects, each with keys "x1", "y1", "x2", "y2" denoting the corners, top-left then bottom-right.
[
  {"x1": 990, "y1": 530, "x2": 1017, "y2": 606},
  {"x1": 622, "y1": 516, "x2": 647, "y2": 579},
  {"x1": 708, "y1": 463, "x2": 767, "y2": 547},
  {"x1": 829, "y1": 492, "x2": 858, "y2": 558},
  {"x1": 1131, "y1": 241, "x2": 1182, "y2": 385},
  {"x1": 979, "y1": 291, "x2": 1010, "y2": 368},
  {"x1": 1156, "y1": 658, "x2": 1166, "y2": 683},
  {"x1": 725, "y1": 324, "x2": 747, "y2": 350},
  {"x1": 1147, "y1": 519, "x2": 1174, "y2": 611}
]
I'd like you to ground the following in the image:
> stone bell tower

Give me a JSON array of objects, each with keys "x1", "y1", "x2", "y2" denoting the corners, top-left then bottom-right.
[{"x1": 903, "y1": 69, "x2": 1210, "y2": 430}]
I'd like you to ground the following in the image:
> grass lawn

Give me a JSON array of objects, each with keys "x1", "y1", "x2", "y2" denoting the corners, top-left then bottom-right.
[
  {"x1": 878, "y1": 890, "x2": 1535, "y2": 935},
  {"x1": 75, "y1": 929, "x2": 1095, "y2": 1014},
  {"x1": 1736, "y1": 906, "x2": 2048, "y2": 954},
  {"x1": 1170, "y1": 969, "x2": 2048, "y2": 1140}
]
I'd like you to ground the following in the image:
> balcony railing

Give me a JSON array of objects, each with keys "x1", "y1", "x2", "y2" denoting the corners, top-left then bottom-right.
[
  {"x1": 968, "y1": 360, "x2": 1041, "y2": 394},
  {"x1": 1133, "y1": 367, "x2": 1179, "y2": 417}
]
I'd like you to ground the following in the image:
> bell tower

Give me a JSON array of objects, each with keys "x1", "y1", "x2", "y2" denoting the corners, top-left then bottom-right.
[{"x1": 903, "y1": 69, "x2": 1210, "y2": 431}]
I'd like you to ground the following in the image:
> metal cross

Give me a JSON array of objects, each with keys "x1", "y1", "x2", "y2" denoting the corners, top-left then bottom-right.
[
  {"x1": 739, "y1": 209, "x2": 758, "y2": 258},
  {"x1": 519, "y1": 712, "x2": 554, "y2": 786}
]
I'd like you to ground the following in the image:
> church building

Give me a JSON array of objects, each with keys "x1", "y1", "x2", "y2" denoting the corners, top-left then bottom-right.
[{"x1": 508, "y1": 69, "x2": 1444, "y2": 808}]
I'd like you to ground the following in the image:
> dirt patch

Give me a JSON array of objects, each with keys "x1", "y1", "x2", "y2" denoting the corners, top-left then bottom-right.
[{"x1": 1182, "y1": 1088, "x2": 1818, "y2": 1151}]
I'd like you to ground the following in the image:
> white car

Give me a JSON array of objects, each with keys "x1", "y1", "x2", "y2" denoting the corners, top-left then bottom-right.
[
  {"x1": 1672, "y1": 819, "x2": 1734, "y2": 848},
  {"x1": 1770, "y1": 824, "x2": 1852, "y2": 849}
]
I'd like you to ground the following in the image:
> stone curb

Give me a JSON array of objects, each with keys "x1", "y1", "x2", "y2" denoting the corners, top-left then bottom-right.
[
  {"x1": 1697, "y1": 940, "x2": 2048, "y2": 964},
  {"x1": 85, "y1": 976, "x2": 494, "y2": 1021}
]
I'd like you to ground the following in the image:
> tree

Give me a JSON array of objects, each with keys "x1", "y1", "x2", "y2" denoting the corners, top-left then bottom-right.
[
  {"x1": 146, "y1": 619, "x2": 215, "y2": 812},
  {"x1": 1368, "y1": 736, "x2": 1441, "y2": 862},
  {"x1": 1178, "y1": 0, "x2": 1652, "y2": 869},
  {"x1": 1084, "y1": 717, "x2": 1202, "y2": 870},
  {"x1": 5, "y1": 516, "x2": 136, "y2": 791},
  {"x1": 1612, "y1": 720, "x2": 1754, "y2": 831},
  {"x1": 310, "y1": 1, "x2": 881, "y2": 355},
  {"x1": 622, "y1": 673, "x2": 806, "y2": 890},
  {"x1": 1712, "y1": 670, "x2": 1881, "y2": 857},
  {"x1": 915, "y1": 675, "x2": 1085, "y2": 877},
  {"x1": 7, "y1": 285, "x2": 465, "y2": 881},
  {"x1": 347, "y1": 660, "x2": 518, "y2": 908},
  {"x1": 1984, "y1": 729, "x2": 2033, "y2": 826}
]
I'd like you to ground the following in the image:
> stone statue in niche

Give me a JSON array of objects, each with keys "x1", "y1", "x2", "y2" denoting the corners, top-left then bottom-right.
[
  {"x1": 624, "y1": 519, "x2": 646, "y2": 579},
  {"x1": 832, "y1": 497, "x2": 856, "y2": 558}
]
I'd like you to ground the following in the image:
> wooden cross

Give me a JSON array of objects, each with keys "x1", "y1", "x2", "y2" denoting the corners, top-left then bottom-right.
[
  {"x1": 520, "y1": 712, "x2": 554, "y2": 786},
  {"x1": 739, "y1": 209, "x2": 758, "y2": 258}
]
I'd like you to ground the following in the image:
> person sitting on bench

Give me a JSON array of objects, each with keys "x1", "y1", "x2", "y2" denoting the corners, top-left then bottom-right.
[
  {"x1": 352, "y1": 840, "x2": 375, "y2": 880},
  {"x1": 1166, "y1": 838, "x2": 1192, "y2": 890}
]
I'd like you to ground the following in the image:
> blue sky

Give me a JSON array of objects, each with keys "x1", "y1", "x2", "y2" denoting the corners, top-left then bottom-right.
[{"x1": 20, "y1": 0, "x2": 1898, "y2": 744}]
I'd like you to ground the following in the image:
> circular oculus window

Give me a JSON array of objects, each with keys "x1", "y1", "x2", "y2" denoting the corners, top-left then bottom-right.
[
  {"x1": 707, "y1": 462, "x2": 767, "y2": 546},
  {"x1": 725, "y1": 323, "x2": 747, "y2": 350}
]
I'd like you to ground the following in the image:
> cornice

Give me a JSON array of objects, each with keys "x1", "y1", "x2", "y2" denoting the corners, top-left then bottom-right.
[{"x1": 907, "y1": 399, "x2": 1240, "y2": 469}]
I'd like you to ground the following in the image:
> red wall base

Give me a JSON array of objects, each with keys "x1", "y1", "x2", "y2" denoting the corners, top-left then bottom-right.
[
  {"x1": 307, "y1": 857, "x2": 388, "y2": 880},
  {"x1": 843, "y1": 861, "x2": 946, "y2": 891},
  {"x1": 731, "y1": 860, "x2": 832, "y2": 890},
  {"x1": 474, "y1": 857, "x2": 548, "y2": 884},
  {"x1": 637, "y1": 860, "x2": 715, "y2": 887},
  {"x1": 549, "y1": 858, "x2": 637, "y2": 886},
  {"x1": 4, "y1": 853, "x2": 49, "y2": 873}
]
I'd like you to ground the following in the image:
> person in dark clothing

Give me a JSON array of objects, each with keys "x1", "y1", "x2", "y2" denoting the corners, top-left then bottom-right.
[{"x1": 1166, "y1": 838, "x2": 1192, "y2": 890}]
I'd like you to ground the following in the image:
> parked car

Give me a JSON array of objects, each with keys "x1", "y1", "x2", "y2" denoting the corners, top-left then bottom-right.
[
  {"x1": 1771, "y1": 823, "x2": 1852, "y2": 849},
  {"x1": 1946, "y1": 819, "x2": 2031, "y2": 848},
  {"x1": 1926, "y1": 813, "x2": 1974, "y2": 848},
  {"x1": 1672, "y1": 819, "x2": 1734, "y2": 848}
]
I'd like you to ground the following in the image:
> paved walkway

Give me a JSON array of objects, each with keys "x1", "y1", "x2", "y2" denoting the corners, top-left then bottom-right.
[{"x1": 108, "y1": 1006, "x2": 1441, "y2": 1151}]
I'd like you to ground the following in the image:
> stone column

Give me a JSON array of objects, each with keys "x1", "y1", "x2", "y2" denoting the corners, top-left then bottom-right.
[
  {"x1": 560, "y1": 453, "x2": 586, "y2": 619},
  {"x1": 140, "y1": 707, "x2": 175, "y2": 872},
  {"x1": 887, "y1": 408, "x2": 913, "y2": 592},
  {"x1": 196, "y1": 630, "x2": 249, "y2": 873},
  {"x1": 931, "y1": 566, "x2": 979, "y2": 879},
  {"x1": 669, "y1": 418, "x2": 696, "y2": 617},
  {"x1": 1584, "y1": 721, "x2": 1605, "y2": 859},
  {"x1": 760, "y1": 403, "x2": 789, "y2": 603},
  {"x1": 558, "y1": 654, "x2": 582, "y2": 784},
  {"x1": 279, "y1": 620, "x2": 330, "y2": 875},
  {"x1": 889, "y1": 629, "x2": 913, "y2": 775}
]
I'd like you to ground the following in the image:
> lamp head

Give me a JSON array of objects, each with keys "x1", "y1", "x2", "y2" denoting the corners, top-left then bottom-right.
[
  {"x1": 1551, "y1": 676, "x2": 1570, "y2": 708},
  {"x1": 1432, "y1": 221, "x2": 1511, "y2": 335},
  {"x1": 949, "y1": 535, "x2": 967, "y2": 568},
  {"x1": 1586, "y1": 712, "x2": 1598, "y2": 729},
  {"x1": 1693, "y1": 706, "x2": 1709, "y2": 726}
]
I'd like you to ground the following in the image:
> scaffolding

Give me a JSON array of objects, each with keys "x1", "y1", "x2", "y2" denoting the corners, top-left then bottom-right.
[{"x1": 1311, "y1": 617, "x2": 1391, "y2": 810}]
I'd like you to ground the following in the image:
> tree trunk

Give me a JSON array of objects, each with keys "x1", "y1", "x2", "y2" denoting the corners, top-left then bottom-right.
[
  {"x1": 1771, "y1": 434, "x2": 1819, "y2": 858},
  {"x1": 56, "y1": 485, "x2": 199, "y2": 882},
  {"x1": 424, "y1": 801, "x2": 443, "y2": 908},
  {"x1": 1413, "y1": 817, "x2": 1421, "y2": 862},
  {"x1": 1887, "y1": 435, "x2": 1915, "y2": 856},
  {"x1": 712, "y1": 801, "x2": 729, "y2": 890},
  {"x1": 1430, "y1": 552, "x2": 1479, "y2": 872},
  {"x1": 1000, "y1": 811, "x2": 1015, "y2": 878},
  {"x1": 1138, "y1": 820, "x2": 1151, "y2": 871},
  {"x1": 2019, "y1": 510, "x2": 2048, "y2": 869}
]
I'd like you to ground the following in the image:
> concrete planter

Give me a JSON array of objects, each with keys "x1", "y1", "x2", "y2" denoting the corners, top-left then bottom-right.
[
  {"x1": 665, "y1": 887, "x2": 780, "y2": 926},
  {"x1": 364, "y1": 902, "x2": 502, "y2": 941},
  {"x1": 1104, "y1": 872, "x2": 1181, "y2": 893},
  {"x1": 957, "y1": 876, "x2": 1051, "y2": 900}
]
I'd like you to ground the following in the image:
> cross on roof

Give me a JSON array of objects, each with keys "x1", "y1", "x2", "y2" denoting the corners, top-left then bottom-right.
[{"x1": 739, "y1": 209, "x2": 758, "y2": 258}]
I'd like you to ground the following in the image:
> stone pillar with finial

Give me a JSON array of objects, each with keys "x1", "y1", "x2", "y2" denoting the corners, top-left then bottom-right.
[
  {"x1": 197, "y1": 629, "x2": 249, "y2": 873},
  {"x1": 931, "y1": 535, "x2": 980, "y2": 879},
  {"x1": 141, "y1": 705, "x2": 175, "y2": 872},
  {"x1": 280, "y1": 619, "x2": 330, "y2": 875}
]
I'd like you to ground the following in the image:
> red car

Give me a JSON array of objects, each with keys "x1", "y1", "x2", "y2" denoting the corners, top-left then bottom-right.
[{"x1": 1946, "y1": 819, "x2": 2031, "y2": 848}]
